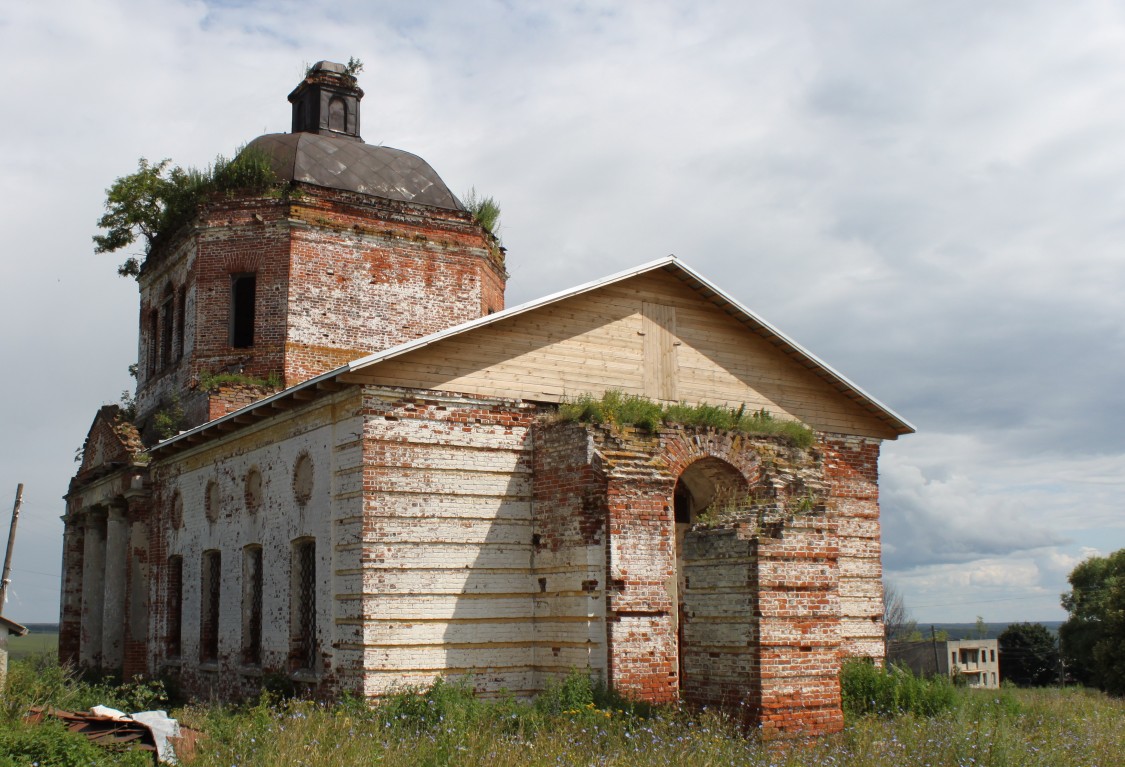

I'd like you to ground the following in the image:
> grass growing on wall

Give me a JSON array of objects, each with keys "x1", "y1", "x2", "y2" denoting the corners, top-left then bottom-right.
[
  {"x1": 557, "y1": 390, "x2": 816, "y2": 448},
  {"x1": 198, "y1": 371, "x2": 283, "y2": 392}
]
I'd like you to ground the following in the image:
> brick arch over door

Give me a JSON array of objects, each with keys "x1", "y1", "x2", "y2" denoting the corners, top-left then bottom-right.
[
  {"x1": 600, "y1": 427, "x2": 766, "y2": 705},
  {"x1": 659, "y1": 429, "x2": 763, "y2": 486},
  {"x1": 670, "y1": 454, "x2": 751, "y2": 709}
]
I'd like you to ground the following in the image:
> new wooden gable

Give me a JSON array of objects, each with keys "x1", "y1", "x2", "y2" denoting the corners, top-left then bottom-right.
[
  {"x1": 151, "y1": 258, "x2": 911, "y2": 458},
  {"x1": 339, "y1": 262, "x2": 910, "y2": 440}
]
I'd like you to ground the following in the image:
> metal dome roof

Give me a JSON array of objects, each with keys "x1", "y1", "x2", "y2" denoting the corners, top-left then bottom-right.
[{"x1": 245, "y1": 132, "x2": 464, "y2": 210}]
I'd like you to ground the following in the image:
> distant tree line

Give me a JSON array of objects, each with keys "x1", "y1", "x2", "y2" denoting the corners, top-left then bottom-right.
[{"x1": 885, "y1": 552, "x2": 1125, "y2": 695}]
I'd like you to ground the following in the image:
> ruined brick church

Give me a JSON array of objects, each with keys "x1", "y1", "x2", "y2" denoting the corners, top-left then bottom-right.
[{"x1": 62, "y1": 61, "x2": 912, "y2": 735}]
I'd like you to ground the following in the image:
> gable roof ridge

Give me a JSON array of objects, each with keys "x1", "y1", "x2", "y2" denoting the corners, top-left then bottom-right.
[
  {"x1": 150, "y1": 255, "x2": 911, "y2": 457},
  {"x1": 341, "y1": 254, "x2": 682, "y2": 373},
  {"x1": 666, "y1": 259, "x2": 915, "y2": 435}
]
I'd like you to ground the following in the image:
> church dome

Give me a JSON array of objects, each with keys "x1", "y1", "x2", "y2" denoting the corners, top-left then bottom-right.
[
  {"x1": 243, "y1": 60, "x2": 463, "y2": 210},
  {"x1": 244, "y1": 132, "x2": 463, "y2": 210}
]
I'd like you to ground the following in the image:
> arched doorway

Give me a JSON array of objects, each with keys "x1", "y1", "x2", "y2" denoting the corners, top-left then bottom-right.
[{"x1": 672, "y1": 457, "x2": 749, "y2": 699}]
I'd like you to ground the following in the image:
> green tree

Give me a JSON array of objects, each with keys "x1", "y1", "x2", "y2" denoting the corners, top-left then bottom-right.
[
  {"x1": 1060, "y1": 548, "x2": 1125, "y2": 692},
  {"x1": 998, "y1": 622, "x2": 1059, "y2": 686},
  {"x1": 94, "y1": 149, "x2": 277, "y2": 277}
]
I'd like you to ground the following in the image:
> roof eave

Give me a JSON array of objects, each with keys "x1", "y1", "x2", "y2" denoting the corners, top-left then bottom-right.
[
  {"x1": 147, "y1": 254, "x2": 913, "y2": 458},
  {"x1": 661, "y1": 260, "x2": 915, "y2": 436}
]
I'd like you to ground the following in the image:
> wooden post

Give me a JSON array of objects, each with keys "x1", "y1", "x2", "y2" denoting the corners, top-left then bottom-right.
[
  {"x1": 0, "y1": 483, "x2": 24, "y2": 610},
  {"x1": 931, "y1": 625, "x2": 941, "y2": 677}
]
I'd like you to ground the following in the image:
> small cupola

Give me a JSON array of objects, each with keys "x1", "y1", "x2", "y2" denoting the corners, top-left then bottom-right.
[{"x1": 288, "y1": 61, "x2": 364, "y2": 140}]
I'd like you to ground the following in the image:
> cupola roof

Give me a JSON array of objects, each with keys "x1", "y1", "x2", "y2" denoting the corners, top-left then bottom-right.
[{"x1": 243, "y1": 61, "x2": 463, "y2": 210}]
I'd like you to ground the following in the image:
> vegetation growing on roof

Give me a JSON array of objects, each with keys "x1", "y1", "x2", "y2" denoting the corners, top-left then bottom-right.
[
  {"x1": 198, "y1": 371, "x2": 283, "y2": 392},
  {"x1": 152, "y1": 395, "x2": 185, "y2": 441},
  {"x1": 94, "y1": 147, "x2": 280, "y2": 278},
  {"x1": 462, "y1": 187, "x2": 502, "y2": 239},
  {"x1": 306, "y1": 56, "x2": 364, "y2": 81},
  {"x1": 556, "y1": 390, "x2": 815, "y2": 448}
]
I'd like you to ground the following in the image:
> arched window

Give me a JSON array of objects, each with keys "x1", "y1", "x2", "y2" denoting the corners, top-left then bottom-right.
[
  {"x1": 166, "y1": 555, "x2": 183, "y2": 657},
  {"x1": 176, "y1": 286, "x2": 186, "y2": 360},
  {"x1": 160, "y1": 284, "x2": 174, "y2": 369},
  {"x1": 328, "y1": 96, "x2": 347, "y2": 132},
  {"x1": 146, "y1": 310, "x2": 158, "y2": 379},
  {"x1": 242, "y1": 545, "x2": 263, "y2": 666},
  {"x1": 230, "y1": 274, "x2": 256, "y2": 348},
  {"x1": 200, "y1": 549, "x2": 221, "y2": 663},
  {"x1": 290, "y1": 538, "x2": 317, "y2": 671}
]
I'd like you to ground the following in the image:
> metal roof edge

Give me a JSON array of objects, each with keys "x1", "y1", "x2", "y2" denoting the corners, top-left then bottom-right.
[
  {"x1": 148, "y1": 256, "x2": 682, "y2": 458},
  {"x1": 149, "y1": 252, "x2": 912, "y2": 456},
  {"x1": 147, "y1": 365, "x2": 346, "y2": 457},
  {"x1": 341, "y1": 254, "x2": 681, "y2": 374},
  {"x1": 665, "y1": 259, "x2": 916, "y2": 435}
]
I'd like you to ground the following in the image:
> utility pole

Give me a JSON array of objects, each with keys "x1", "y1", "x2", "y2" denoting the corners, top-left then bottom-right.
[
  {"x1": 931, "y1": 624, "x2": 941, "y2": 676},
  {"x1": 0, "y1": 484, "x2": 24, "y2": 611}
]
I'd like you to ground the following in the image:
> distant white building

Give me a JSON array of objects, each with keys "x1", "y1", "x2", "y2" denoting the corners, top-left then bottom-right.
[{"x1": 889, "y1": 638, "x2": 1000, "y2": 688}]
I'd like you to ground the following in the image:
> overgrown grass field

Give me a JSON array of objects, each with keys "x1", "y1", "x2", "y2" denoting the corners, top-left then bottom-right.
[
  {"x1": 7, "y1": 630, "x2": 59, "y2": 662},
  {"x1": 1, "y1": 657, "x2": 1122, "y2": 766}
]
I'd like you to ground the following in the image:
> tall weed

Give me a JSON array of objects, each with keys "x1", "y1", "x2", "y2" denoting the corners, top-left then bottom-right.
[
  {"x1": 840, "y1": 658, "x2": 957, "y2": 717},
  {"x1": 0, "y1": 720, "x2": 152, "y2": 767}
]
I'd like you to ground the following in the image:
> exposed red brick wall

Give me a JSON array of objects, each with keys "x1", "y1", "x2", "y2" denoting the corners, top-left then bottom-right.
[
  {"x1": 532, "y1": 421, "x2": 605, "y2": 554},
  {"x1": 603, "y1": 479, "x2": 679, "y2": 703},
  {"x1": 133, "y1": 186, "x2": 504, "y2": 441},
  {"x1": 557, "y1": 424, "x2": 869, "y2": 737},
  {"x1": 284, "y1": 189, "x2": 505, "y2": 382},
  {"x1": 820, "y1": 434, "x2": 884, "y2": 661},
  {"x1": 191, "y1": 198, "x2": 292, "y2": 387},
  {"x1": 74, "y1": 406, "x2": 142, "y2": 483},
  {"x1": 754, "y1": 514, "x2": 843, "y2": 736}
]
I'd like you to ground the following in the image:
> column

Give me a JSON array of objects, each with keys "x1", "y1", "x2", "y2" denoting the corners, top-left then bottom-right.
[
  {"x1": 58, "y1": 513, "x2": 85, "y2": 666},
  {"x1": 124, "y1": 516, "x2": 150, "y2": 678},
  {"x1": 79, "y1": 509, "x2": 107, "y2": 668},
  {"x1": 102, "y1": 503, "x2": 129, "y2": 670}
]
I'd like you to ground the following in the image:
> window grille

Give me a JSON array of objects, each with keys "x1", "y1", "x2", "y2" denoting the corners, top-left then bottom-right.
[
  {"x1": 175, "y1": 286, "x2": 186, "y2": 360},
  {"x1": 167, "y1": 556, "x2": 182, "y2": 657},
  {"x1": 200, "y1": 550, "x2": 220, "y2": 662},
  {"x1": 160, "y1": 286, "x2": 174, "y2": 369},
  {"x1": 147, "y1": 312, "x2": 158, "y2": 378},
  {"x1": 291, "y1": 539, "x2": 317, "y2": 671}
]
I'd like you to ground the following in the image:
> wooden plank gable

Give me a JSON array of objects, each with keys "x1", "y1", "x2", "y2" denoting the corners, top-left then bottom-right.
[{"x1": 342, "y1": 269, "x2": 900, "y2": 439}]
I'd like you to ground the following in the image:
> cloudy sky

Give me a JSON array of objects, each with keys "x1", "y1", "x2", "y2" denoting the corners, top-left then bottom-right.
[{"x1": 2, "y1": 0, "x2": 1123, "y2": 624}]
